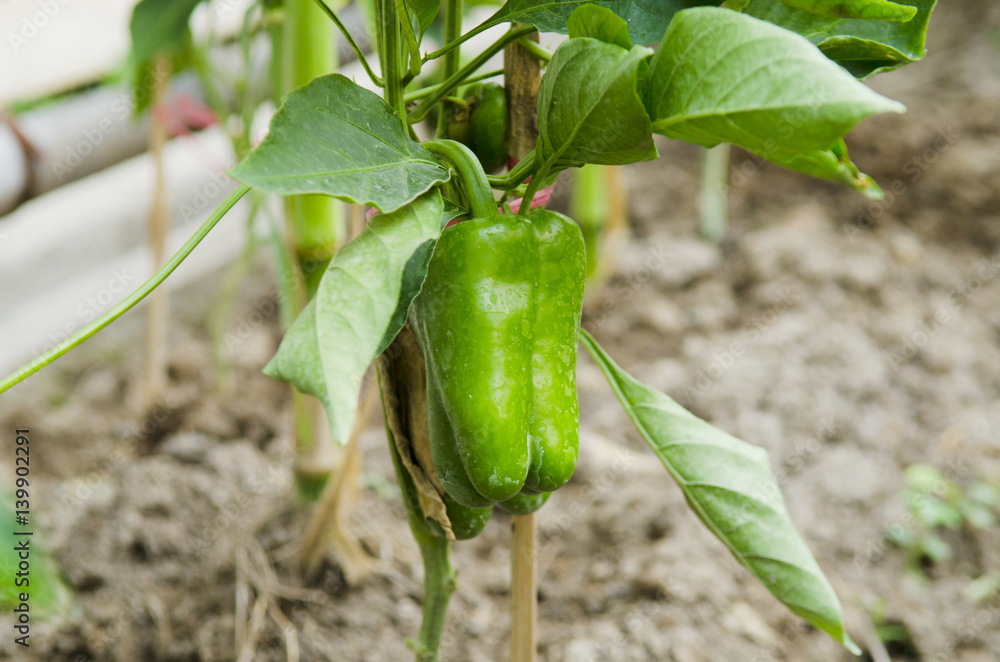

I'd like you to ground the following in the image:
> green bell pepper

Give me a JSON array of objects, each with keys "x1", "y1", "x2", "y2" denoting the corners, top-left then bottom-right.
[
  {"x1": 498, "y1": 491, "x2": 551, "y2": 516},
  {"x1": 464, "y1": 82, "x2": 508, "y2": 173},
  {"x1": 413, "y1": 140, "x2": 585, "y2": 510}
]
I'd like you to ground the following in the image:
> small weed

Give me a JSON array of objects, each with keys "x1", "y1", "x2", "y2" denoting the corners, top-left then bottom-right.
[{"x1": 888, "y1": 464, "x2": 1000, "y2": 573}]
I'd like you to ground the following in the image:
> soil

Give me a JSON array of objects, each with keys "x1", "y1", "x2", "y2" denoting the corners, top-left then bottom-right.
[{"x1": 3, "y1": 2, "x2": 1000, "y2": 661}]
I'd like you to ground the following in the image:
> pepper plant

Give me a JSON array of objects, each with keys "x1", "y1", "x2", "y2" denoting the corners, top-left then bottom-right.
[{"x1": 1, "y1": 0, "x2": 937, "y2": 659}]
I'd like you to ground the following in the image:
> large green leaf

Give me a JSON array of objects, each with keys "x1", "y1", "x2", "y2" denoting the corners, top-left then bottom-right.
[
  {"x1": 536, "y1": 38, "x2": 657, "y2": 171},
  {"x1": 487, "y1": 0, "x2": 719, "y2": 45},
  {"x1": 580, "y1": 331, "x2": 860, "y2": 653},
  {"x1": 566, "y1": 4, "x2": 633, "y2": 49},
  {"x1": 774, "y1": 0, "x2": 915, "y2": 21},
  {"x1": 264, "y1": 190, "x2": 445, "y2": 445},
  {"x1": 645, "y1": 8, "x2": 903, "y2": 155},
  {"x1": 755, "y1": 139, "x2": 884, "y2": 198},
  {"x1": 232, "y1": 74, "x2": 449, "y2": 213},
  {"x1": 129, "y1": 0, "x2": 203, "y2": 64},
  {"x1": 745, "y1": 0, "x2": 936, "y2": 78}
]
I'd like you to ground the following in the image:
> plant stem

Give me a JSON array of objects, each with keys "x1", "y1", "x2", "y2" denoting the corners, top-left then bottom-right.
[
  {"x1": 281, "y1": 0, "x2": 343, "y2": 493},
  {"x1": 377, "y1": 0, "x2": 408, "y2": 126},
  {"x1": 421, "y1": 17, "x2": 496, "y2": 63},
  {"x1": 312, "y1": 0, "x2": 384, "y2": 86},
  {"x1": 283, "y1": 0, "x2": 343, "y2": 298},
  {"x1": 0, "y1": 184, "x2": 250, "y2": 395},
  {"x1": 423, "y1": 140, "x2": 496, "y2": 218},
  {"x1": 487, "y1": 150, "x2": 536, "y2": 189},
  {"x1": 435, "y1": 0, "x2": 464, "y2": 138},
  {"x1": 394, "y1": 0, "x2": 423, "y2": 77},
  {"x1": 381, "y1": 382, "x2": 456, "y2": 662},
  {"x1": 510, "y1": 513, "x2": 537, "y2": 662},
  {"x1": 700, "y1": 144, "x2": 730, "y2": 243},
  {"x1": 570, "y1": 164, "x2": 607, "y2": 279},
  {"x1": 414, "y1": 535, "x2": 456, "y2": 662},
  {"x1": 404, "y1": 67, "x2": 503, "y2": 102},
  {"x1": 515, "y1": 37, "x2": 550, "y2": 63},
  {"x1": 518, "y1": 166, "x2": 548, "y2": 213},
  {"x1": 409, "y1": 25, "x2": 536, "y2": 124}
]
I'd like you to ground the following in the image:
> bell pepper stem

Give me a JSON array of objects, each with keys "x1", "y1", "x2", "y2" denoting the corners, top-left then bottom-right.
[
  {"x1": 380, "y1": 375, "x2": 456, "y2": 662},
  {"x1": 487, "y1": 151, "x2": 536, "y2": 189},
  {"x1": 518, "y1": 166, "x2": 549, "y2": 214},
  {"x1": 413, "y1": 536, "x2": 457, "y2": 662},
  {"x1": 423, "y1": 139, "x2": 497, "y2": 218}
]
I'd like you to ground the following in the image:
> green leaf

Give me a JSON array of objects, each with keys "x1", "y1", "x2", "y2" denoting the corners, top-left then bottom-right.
[
  {"x1": 567, "y1": 4, "x2": 632, "y2": 49},
  {"x1": 407, "y1": 0, "x2": 440, "y2": 36},
  {"x1": 0, "y1": 492, "x2": 70, "y2": 616},
  {"x1": 904, "y1": 463, "x2": 944, "y2": 492},
  {"x1": 761, "y1": 139, "x2": 883, "y2": 198},
  {"x1": 773, "y1": 0, "x2": 916, "y2": 21},
  {"x1": 232, "y1": 74, "x2": 449, "y2": 213},
  {"x1": 920, "y1": 534, "x2": 952, "y2": 562},
  {"x1": 264, "y1": 190, "x2": 445, "y2": 444},
  {"x1": 536, "y1": 38, "x2": 657, "y2": 171},
  {"x1": 645, "y1": 7, "x2": 903, "y2": 189},
  {"x1": 744, "y1": 0, "x2": 936, "y2": 78},
  {"x1": 488, "y1": 0, "x2": 718, "y2": 45},
  {"x1": 129, "y1": 0, "x2": 203, "y2": 64},
  {"x1": 580, "y1": 330, "x2": 860, "y2": 655}
]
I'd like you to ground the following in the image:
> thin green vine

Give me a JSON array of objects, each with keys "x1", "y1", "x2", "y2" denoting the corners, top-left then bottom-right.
[{"x1": 0, "y1": 184, "x2": 251, "y2": 394}]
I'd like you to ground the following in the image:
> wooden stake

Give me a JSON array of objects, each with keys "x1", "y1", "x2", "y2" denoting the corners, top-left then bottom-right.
[
  {"x1": 505, "y1": 28, "x2": 542, "y2": 662},
  {"x1": 510, "y1": 512, "x2": 537, "y2": 662},
  {"x1": 504, "y1": 31, "x2": 541, "y2": 163},
  {"x1": 144, "y1": 54, "x2": 171, "y2": 405}
]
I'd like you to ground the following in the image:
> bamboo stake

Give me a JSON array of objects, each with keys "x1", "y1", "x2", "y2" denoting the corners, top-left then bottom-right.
[
  {"x1": 505, "y1": 29, "x2": 542, "y2": 662},
  {"x1": 144, "y1": 54, "x2": 171, "y2": 405},
  {"x1": 510, "y1": 513, "x2": 536, "y2": 662}
]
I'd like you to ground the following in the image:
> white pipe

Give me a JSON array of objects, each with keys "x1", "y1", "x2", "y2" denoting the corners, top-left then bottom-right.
[{"x1": 0, "y1": 125, "x2": 265, "y2": 376}]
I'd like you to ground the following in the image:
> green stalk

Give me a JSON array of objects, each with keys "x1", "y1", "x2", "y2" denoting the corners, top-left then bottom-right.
[
  {"x1": 280, "y1": 0, "x2": 344, "y2": 498},
  {"x1": 409, "y1": 25, "x2": 536, "y2": 124},
  {"x1": 283, "y1": 0, "x2": 343, "y2": 297},
  {"x1": 414, "y1": 536, "x2": 455, "y2": 661},
  {"x1": 517, "y1": 164, "x2": 548, "y2": 214},
  {"x1": 312, "y1": 0, "x2": 383, "y2": 86},
  {"x1": 421, "y1": 19, "x2": 495, "y2": 63},
  {"x1": 570, "y1": 164, "x2": 608, "y2": 279},
  {"x1": 435, "y1": 0, "x2": 464, "y2": 138},
  {"x1": 0, "y1": 185, "x2": 250, "y2": 394},
  {"x1": 378, "y1": 0, "x2": 408, "y2": 125},
  {"x1": 700, "y1": 144, "x2": 730, "y2": 243},
  {"x1": 487, "y1": 150, "x2": 536, "y2": 189},
  {"x1": 515, "y1": 36, "x2": 551, "y2": 63},
  {"x1": 382, "y1": 385, "x2": 456, "y2": 662},
  {"x1": 404, "y1": 67, "x2": 503, "y2": 102},
  {"x1": 423, "y1": 139, "x2": 496, "y2": 218},
  {"x1": 394, "y1": 0, "x2": 422, "y2": 77}
]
